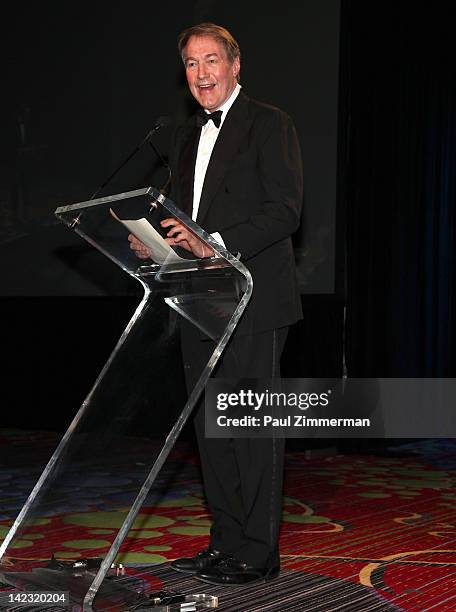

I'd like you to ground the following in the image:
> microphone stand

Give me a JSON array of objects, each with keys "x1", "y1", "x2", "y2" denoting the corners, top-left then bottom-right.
[
  {"x1": 70, "y1": 117, "x2": 171, "y2": 228},
  {"x1": 90, "y1": 118, "x2": 171, "y2": 200}
]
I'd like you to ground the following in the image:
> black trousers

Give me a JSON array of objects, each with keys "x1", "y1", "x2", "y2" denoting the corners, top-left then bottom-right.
[{"x1": 180, "y1": 322, "x2": 288, "y2": 569}]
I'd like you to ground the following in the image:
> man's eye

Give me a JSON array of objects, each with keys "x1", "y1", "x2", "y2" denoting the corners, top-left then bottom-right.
[{"x1": 187, "y1": 61, "x2": 197, "y2": 69}]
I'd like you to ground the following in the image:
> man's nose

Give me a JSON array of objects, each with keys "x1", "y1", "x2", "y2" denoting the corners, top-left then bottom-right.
[{"x1": 197, "y1": 61, "x2": 208, "y2": 79}]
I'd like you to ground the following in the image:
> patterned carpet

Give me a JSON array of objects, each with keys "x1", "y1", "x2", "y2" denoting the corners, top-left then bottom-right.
[{"x1": 1, "y1": 430, "x2": 456, "y2": 610}]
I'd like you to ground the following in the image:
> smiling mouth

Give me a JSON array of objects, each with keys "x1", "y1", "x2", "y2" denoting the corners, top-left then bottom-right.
[{"x1": 198, "y1": 84, "x2": 216, "y2": 90}]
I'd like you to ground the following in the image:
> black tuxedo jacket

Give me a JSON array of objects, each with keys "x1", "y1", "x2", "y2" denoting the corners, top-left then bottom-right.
[{"x1": 169, "y1": 91, "x2": 303, "y2": 334}]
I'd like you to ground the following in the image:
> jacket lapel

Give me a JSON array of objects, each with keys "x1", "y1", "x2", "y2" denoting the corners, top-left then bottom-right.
[{"x1": 196, "y1": 92, "x2": 252, "y2": 225}]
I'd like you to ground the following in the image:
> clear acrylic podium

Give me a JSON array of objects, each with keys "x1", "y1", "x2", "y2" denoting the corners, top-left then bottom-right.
[{"x1": 0, "y1": 187, "x2": 252, "y2": 610}]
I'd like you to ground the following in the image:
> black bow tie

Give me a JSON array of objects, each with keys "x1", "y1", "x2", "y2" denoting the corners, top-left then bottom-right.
[{"x1": 196, "y1": 109, "x2": 223, "y2": 128}]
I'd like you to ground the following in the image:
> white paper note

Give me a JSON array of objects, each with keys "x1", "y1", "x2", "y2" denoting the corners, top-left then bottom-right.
[{"x1": 110, "y1": 208, "x2": 184, "y2": 265}]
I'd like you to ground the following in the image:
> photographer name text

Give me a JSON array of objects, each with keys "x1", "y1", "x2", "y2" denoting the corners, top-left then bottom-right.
[{"x1": 216, "y1": 415, "x2": 370, "y2": 428}]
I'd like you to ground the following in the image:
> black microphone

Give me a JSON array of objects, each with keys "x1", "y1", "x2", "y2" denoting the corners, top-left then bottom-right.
[
  {"x1": 90, "y1": 115, "x2": 171, "y2": 200},
  {"x1": 141, "y1": 115, "x2": 171, "y2": 144}
]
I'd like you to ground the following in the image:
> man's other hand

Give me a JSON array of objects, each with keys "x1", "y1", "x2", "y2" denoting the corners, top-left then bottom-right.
[
  {"x1": 161, "y1": 218, "x2": 214, "y2": 258},
  {"x1": 128, "y1": 234, "x2": 151, "y2": 259}
]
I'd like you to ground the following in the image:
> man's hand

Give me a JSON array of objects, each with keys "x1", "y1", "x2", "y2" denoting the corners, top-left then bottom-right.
[
  {"x1": 128, "y1": 234, "x2": 151, "y2": 259},
  {"x1": 128, "y1": 218, "x2": 214, "y2": 260},
  {"x1": 161, "y1": 218, "x2": 214, "y2": 258}
]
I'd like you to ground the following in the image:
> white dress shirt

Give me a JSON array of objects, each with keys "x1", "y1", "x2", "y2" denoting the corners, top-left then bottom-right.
[{"x1": 192, "y1": 83, "x2": 242, "y2": 247}]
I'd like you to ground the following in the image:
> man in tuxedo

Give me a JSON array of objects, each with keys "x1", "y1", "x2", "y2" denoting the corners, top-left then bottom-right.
[{"x1": 130, "y1": 23, "x2": 303, "y2": 585}]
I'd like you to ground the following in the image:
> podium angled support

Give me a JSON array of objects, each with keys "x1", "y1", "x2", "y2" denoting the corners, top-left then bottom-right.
[{"x1": 0, "y1": 187, "x2": 252, "y2": 610}]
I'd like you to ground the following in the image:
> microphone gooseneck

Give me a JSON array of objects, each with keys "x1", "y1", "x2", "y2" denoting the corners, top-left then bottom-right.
[{"x1": 90, "y1": 116, "x2": 171, "y2": 201}]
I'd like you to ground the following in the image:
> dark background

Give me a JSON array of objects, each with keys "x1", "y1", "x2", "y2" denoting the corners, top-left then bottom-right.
[
  {"x1": 1, "y1": 1, "x2": 455, "y2": 437},
  {"x1": 0, "y1": 1, "x2": 340, "y2": 296}
]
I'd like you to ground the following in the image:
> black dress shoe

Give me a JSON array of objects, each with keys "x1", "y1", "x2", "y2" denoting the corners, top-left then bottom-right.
[
  {"x1": 170, "y1": 548, "x2": 229, "y2": 574},
  {"x1": 196, "y1": 558, "x2": 280, "y2": 585}
]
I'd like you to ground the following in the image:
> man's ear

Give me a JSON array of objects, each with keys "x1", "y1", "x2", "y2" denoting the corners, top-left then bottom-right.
[{"x1": 232, "y1": 57, "x2": 240, "y2": 79}]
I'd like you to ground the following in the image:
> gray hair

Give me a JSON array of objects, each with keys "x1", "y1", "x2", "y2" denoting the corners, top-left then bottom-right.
[{"x1": 178, "y1": 22, "x2": 241, "y2": 68}]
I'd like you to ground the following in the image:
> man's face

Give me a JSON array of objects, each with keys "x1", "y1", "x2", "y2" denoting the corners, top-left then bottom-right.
[{"x1": 184, "y1": 35, "x2": 240, "y2": 111}]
